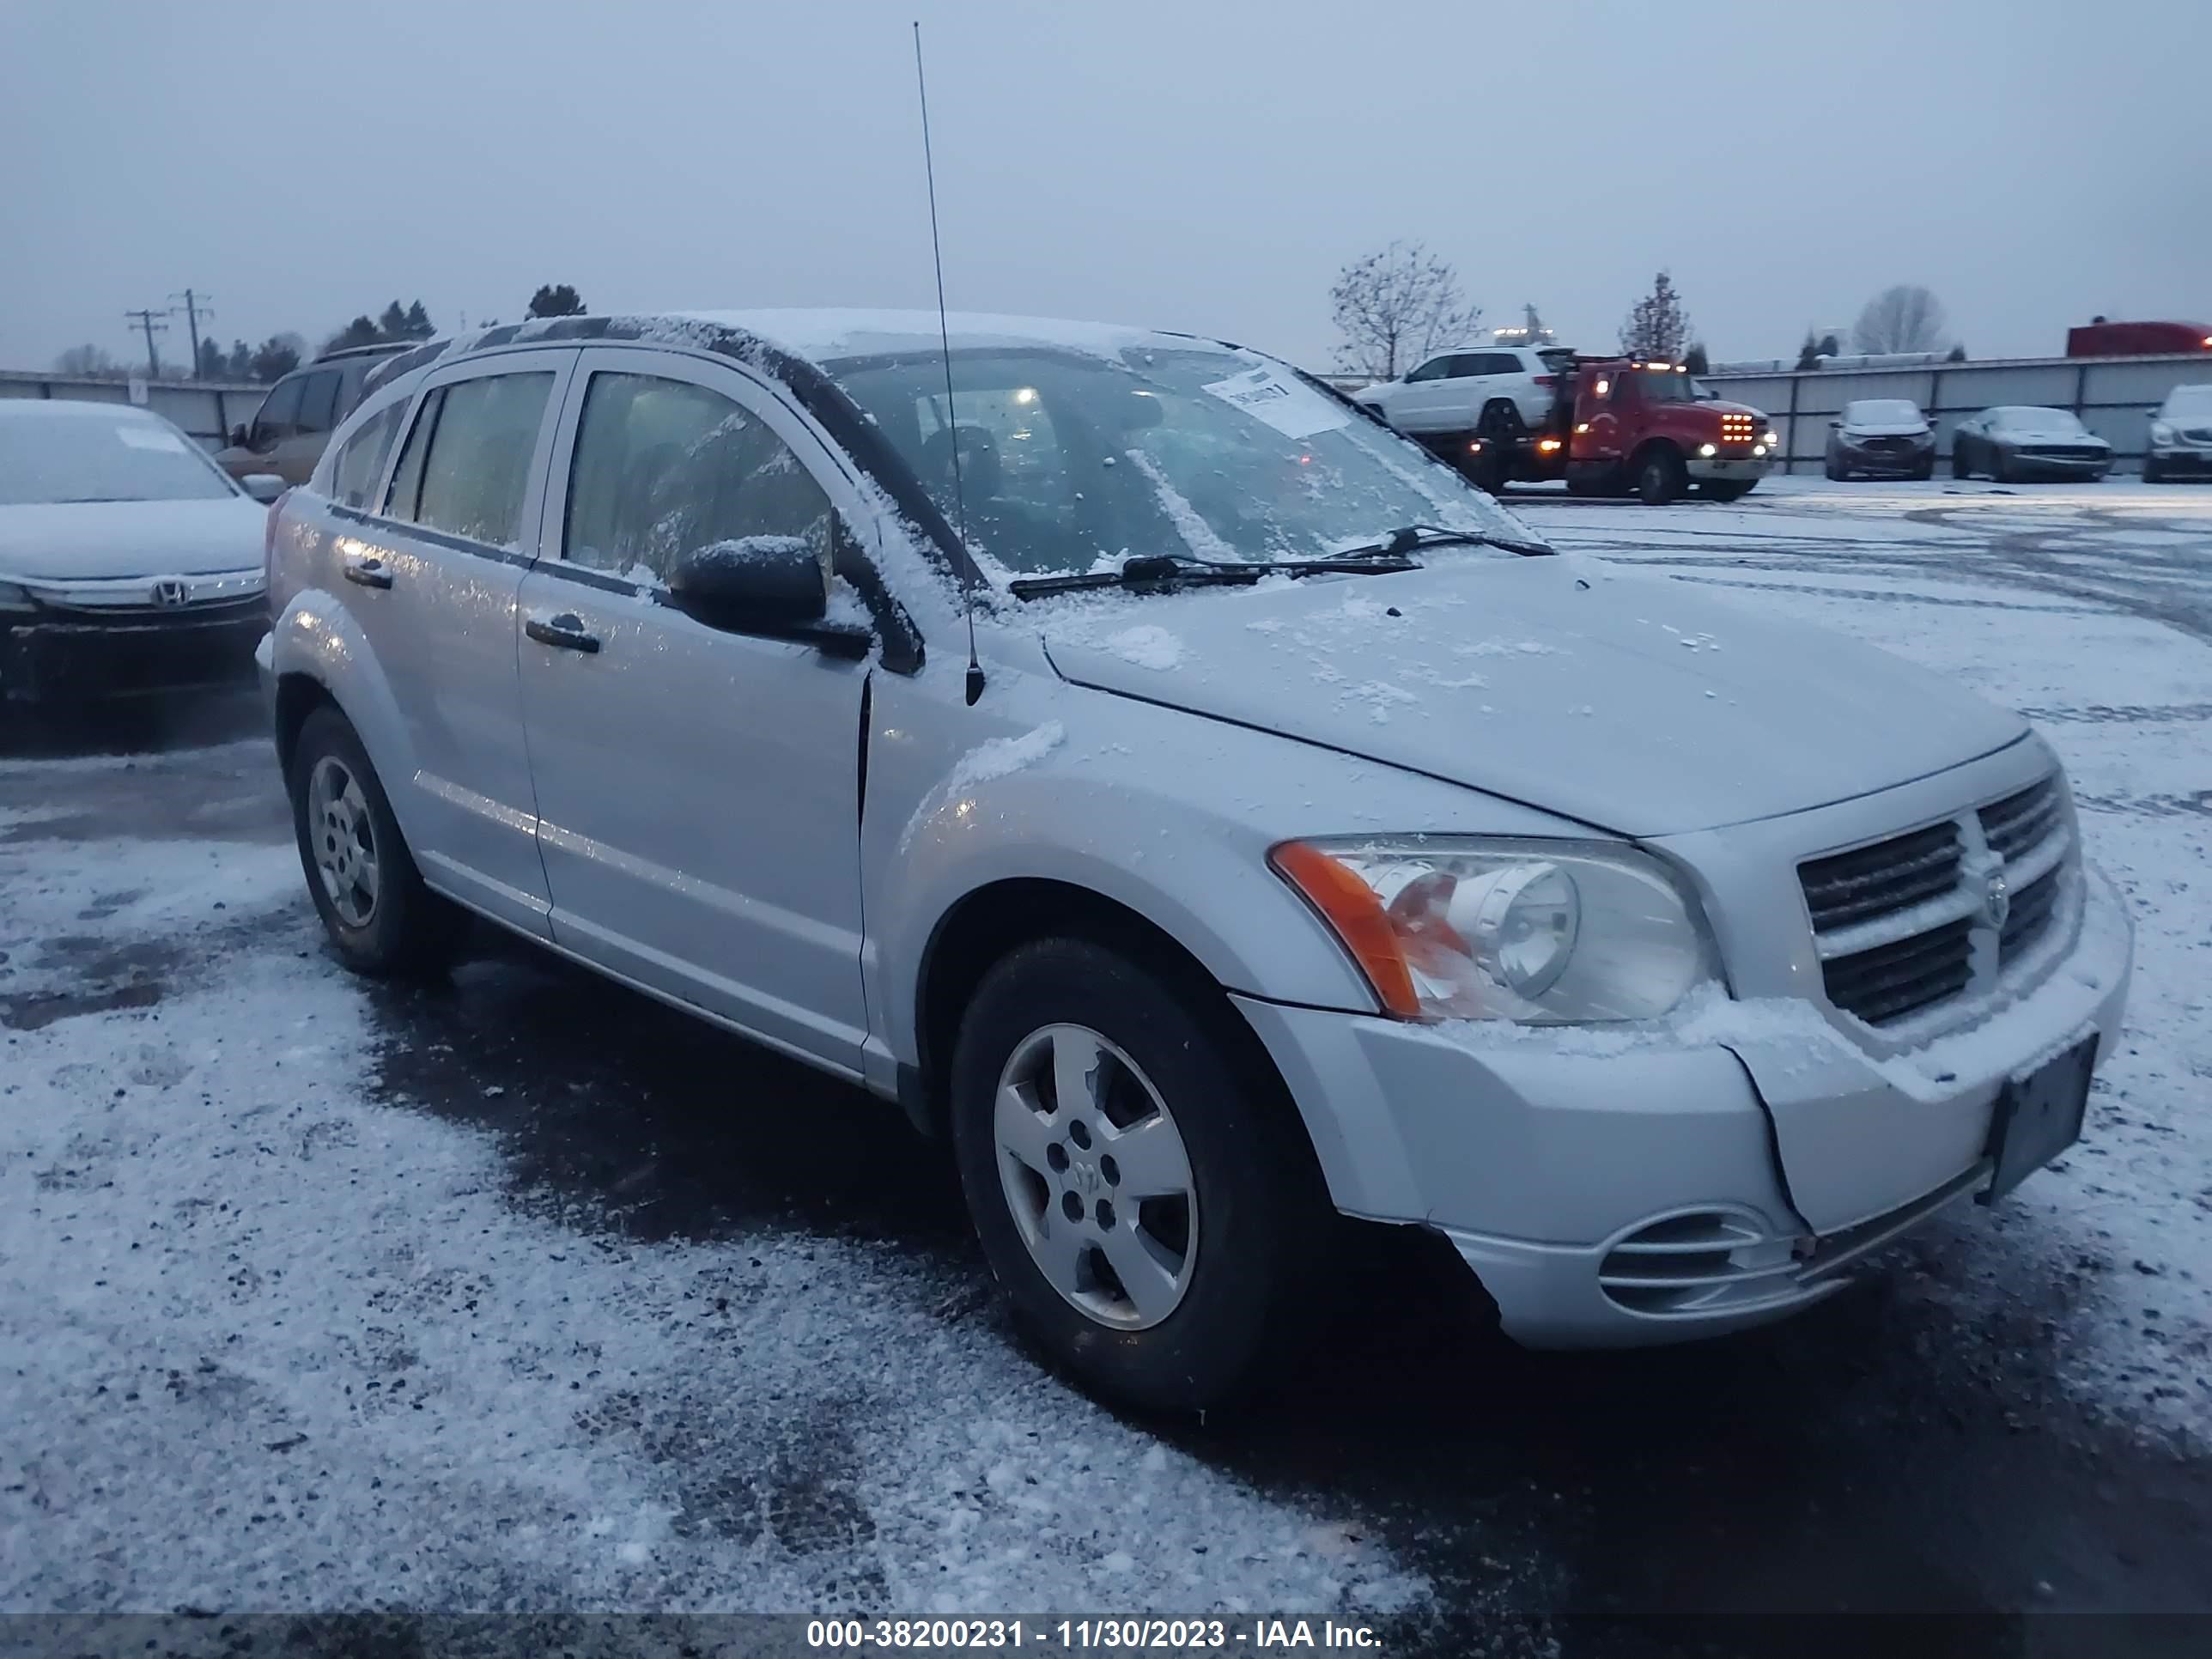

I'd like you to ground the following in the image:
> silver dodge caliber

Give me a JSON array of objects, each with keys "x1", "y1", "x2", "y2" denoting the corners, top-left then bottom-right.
[{"x1": 261, "y1": 310, "x2": 2132, "y2": 1410}]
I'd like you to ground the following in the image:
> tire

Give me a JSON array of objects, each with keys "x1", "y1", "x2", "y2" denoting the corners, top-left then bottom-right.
[
  {"x1": 2141, "y1": 458, "x2": 2164, "y2": 483},
  {"x1": 288, "y1": 705, "x2": 467, "y2": 976},
  {"x1": 1990, "y1": 449, "x2": 2014, "y2": 484},
  {"x1": 1824, "y1": 456, "x2": 1848, "y2": 482},
  {"x1": 949, "y1": 938, "x2": 1330, "y2": 1413},
  {"x1": 1911, "y1": 459, "x2": 1935, "y2": 481},
  {"x1": 1951, "y1": 445, "x2": 1972, "y2": 480},
  {"x1": 1634, "y1": 446, "x2": 1685, "y2": 506}
]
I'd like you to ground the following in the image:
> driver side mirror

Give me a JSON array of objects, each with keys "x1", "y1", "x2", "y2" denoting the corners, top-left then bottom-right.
[
  {"x1": 667, "y1": 536, "x2": 871, "y2": 659},
  {"x1": 1828, "y1": 419, "x2": 1842, "y2": 428},
  {"x1": 240, "y1": 472, "x2": 286, "y2": 504}
]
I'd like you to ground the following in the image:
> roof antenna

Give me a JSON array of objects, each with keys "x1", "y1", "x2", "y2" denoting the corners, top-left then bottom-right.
[{"x1": 913, "y1": 20, "x2": 984, "y2": 707}]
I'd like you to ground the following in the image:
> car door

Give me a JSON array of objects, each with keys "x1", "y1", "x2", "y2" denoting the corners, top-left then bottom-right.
[
  {"x1": 219, "y1": 372, "x2": 304, "y2": 481},
  {"x1": 1389, "y1": 355, "x2": 1459, "y2": 433},
  {"x1": 1580, "y1": 368, "x2": 1626, "y2": 461},
  {"x1": 340, "y1": 348, "x2": 575, "y2": 936},
  {"x1": 514, "y1": 344, "x2": 871, "y2": 1071}
]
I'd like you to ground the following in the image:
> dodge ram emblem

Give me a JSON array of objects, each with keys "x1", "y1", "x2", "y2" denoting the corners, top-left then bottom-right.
[{"x1": 1982, "y1": 870, "x2": 2011, "y2": 931}]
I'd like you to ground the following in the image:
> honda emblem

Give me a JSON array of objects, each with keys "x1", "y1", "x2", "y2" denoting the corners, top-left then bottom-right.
[{"x1": 150, "y1": 579, "x2": 190, "y2": 607}]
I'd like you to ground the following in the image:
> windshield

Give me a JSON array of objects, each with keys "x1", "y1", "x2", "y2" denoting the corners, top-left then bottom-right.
[
  {"x1": 1844, "y1": 399, "x2": 1921, "y2": 425},
  {"x1": 824, "y1": 345, "x2": 1529, "y2": 577},
  {"x1": 1990, "y1": 407, "x2": 2083, "y2": 433},
  {"x1": 2162, "y1": 386, "x2": 2212, "y2": 420},
  {"x1": 0, "y1": 410, "x2": 238, "y2": 506},
  {"x1": 1632, "y1": 368, "x2": 1702, "y2": 404}
]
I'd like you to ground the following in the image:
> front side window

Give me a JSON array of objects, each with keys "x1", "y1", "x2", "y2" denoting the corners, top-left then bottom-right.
[
  {"x1": 388, "y1": 371, "x2": 555, "y2": 547},
  {"x1": 328, "y1": 402, "x2": 407, "y2": 510},
  {"x1": 251, "y1": 375, "x2": 306, "y2": 447},
  {"x1": 1404, "y1": 357, "x2": 1451, "y2": 383},
  {"x1": 829, "y1": 345, "x2": 1530, "y2": 577},
  {"x1": 562, "y1": 372, "x2": 832, "y2": 582}
]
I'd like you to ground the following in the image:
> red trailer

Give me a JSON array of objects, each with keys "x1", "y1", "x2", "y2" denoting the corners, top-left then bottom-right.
[{"x1": 2065, "y1": 319, "x2": 2212, "y2": 357}]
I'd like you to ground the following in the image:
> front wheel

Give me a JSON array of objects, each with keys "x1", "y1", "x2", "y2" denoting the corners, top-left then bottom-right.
[
  {"x1": 1951, "y1": 445, "x2": 1973, "y2": 480},
  {"x1": 949, "y1": 939, "x2": 1330, "y2": 1412},
  {"x1": 1825, "y1": 456, "x2": 1849, "y2": 481},
  {"x1": 1635, "y1": 447, "x2": 1686, "y2": 506},
  {"x1": 289, "y1": 706, "x2": 466, "y2": 976}
]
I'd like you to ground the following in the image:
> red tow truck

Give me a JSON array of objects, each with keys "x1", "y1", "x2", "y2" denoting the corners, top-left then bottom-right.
[{"x1": 1455, "y1": 357, "x2": 1779, "y2": 504}]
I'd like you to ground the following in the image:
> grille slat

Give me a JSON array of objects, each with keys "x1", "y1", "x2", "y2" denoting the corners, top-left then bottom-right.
[{"x1": 1799, "y1": 775, "x2": 2071, "y2": 1028}]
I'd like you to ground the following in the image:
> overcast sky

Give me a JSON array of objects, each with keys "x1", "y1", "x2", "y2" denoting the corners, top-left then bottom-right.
[{"x1": 3, "y1": 0, "x2": 2205, "y2": 376}]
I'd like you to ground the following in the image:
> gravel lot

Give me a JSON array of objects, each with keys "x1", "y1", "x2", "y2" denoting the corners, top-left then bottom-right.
[{"x1": 4, "y1": 477, "x2": 2209, "y2": 1654}]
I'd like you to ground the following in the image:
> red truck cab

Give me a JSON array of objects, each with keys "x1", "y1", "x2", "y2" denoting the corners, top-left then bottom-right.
[
  {"x1": 1564, "y1": 359, "x2": 1776, "y2": 503},
  {"x1": 2065, "y1": 319, "x2": 2212, "y2": 357}
]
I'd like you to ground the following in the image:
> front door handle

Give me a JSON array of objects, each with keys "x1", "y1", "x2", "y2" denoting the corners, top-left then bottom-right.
[
  {"x1": 526, "y1": 612, "x2": 602, "y2": 653},
  {"x1": 343, "y1": 556, "x2": 394, "y2": 590}
]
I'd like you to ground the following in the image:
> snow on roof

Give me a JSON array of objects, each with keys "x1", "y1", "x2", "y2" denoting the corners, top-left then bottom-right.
[{"x1": 662, "y1": 308, "x2": 1241, "y2": 366}]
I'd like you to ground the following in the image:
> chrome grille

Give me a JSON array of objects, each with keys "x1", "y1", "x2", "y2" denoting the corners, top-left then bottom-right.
[{"x1": 1801, "y1": 774, "x2": 2074, "y2": 1028}]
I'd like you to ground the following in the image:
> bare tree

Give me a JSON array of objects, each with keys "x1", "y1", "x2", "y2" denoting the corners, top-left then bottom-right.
[
  {"x1": 1851, "y1": 285, "x2": 1949, "y2": 356},
  {"x1": 1619, "y1": 270, "x2": 1692, "y2": 362},
  {"x1": 1329, "y1": 241, "x2": 1480, "y2": 380},
  {"x1": 52, "y1": 343, "x2": 121, "y2": 378}
]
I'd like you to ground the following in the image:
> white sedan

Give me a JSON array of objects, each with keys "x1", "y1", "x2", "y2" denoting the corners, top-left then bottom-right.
[{"x1": 1, "y1": 400, "x2": 278, "y2": 711}]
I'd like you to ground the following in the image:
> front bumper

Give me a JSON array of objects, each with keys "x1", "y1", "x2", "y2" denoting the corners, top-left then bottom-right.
[
  {"x1": 1836, "y1": 442, "x2": 1933, "y2": 474},
  {"x1": 1233, "y1": 864, "x2": 2131, "y2": 1347},
  {"x1": 2148, "y1": 446, "x2": 2212, "y2": 478},
  {"x1": 1684, "y1": 454, "x2": 1772, "y2": 481},
  {"x1": 2006, "y1": 451, "x2": 2111, "y2": 477},
  {"x1": 0, "y1": 608, "x2": 265, "y2": 704}
]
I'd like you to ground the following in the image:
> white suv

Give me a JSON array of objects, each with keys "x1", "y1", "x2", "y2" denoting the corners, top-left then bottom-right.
[{"x1": 1352, "y1": 344, "x2": 1575, "y2": 437}]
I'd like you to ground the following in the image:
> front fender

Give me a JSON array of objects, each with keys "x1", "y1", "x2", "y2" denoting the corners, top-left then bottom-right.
[
  {"x1": 860, "y1": 662, "x2": 1589, "y2": 1069},
  {"x1": 269, "y1": 588, "x2": 422, "y2": 841}
]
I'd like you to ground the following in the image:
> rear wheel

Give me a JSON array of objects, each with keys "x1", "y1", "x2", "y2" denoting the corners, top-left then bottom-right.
[
  {"x1": 288, "y1": 706, "x2": 466, "y2": 976},
  {"x1": 949, "y1": 938, "x2": 1331, "y2": 1412},
  {"x1": 1635, "y1": 446, "x2": 1686, "y2": 506}
]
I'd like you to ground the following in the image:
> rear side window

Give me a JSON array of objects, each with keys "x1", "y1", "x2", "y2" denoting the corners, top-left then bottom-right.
[
  {"x1": 1405, "y1": 357, "x2": 1451, "y2": 383},
  {"x1": 562, "y1": 371, "x2": 832, "y2": 581},
  {"x1": 328, "y1": 402, "x2": 408, "y2": 510},
  {"x1": 295, "y1": 371, "x2": 342, "y2": 435},
  {"x1": 386, "y1": 371, "x2": 556, "y2": 548}
]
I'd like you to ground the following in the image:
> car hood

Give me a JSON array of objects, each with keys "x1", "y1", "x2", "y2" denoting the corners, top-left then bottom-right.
[
  {"x1": 1841, "y1": 422, "x2": 1930, "y2": 438},
  {"x1": 1039, "y1": 555, "x2": 2027, "y2": 836},
  {"x1": 0, "y1": 497, "x2": 268, "y2": 580}
]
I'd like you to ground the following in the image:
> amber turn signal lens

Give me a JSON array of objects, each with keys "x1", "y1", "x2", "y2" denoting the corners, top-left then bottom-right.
[{"x1": 1269, "y1": 841, "x2": 1419, "y2": 1017}]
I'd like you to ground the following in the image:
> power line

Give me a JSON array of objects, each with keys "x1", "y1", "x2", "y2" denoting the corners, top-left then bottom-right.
[
  {"x1": 124, "y1": 308, "x2": 169, "y2": 379},
  {"x1": 170, "y1": 289, "x2": 215, "y2": 380}
]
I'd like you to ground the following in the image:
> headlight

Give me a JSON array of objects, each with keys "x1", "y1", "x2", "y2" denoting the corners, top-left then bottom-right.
[
  {"x1": 2151, "y1": 422, "x2": 2176, "y2": 446},
  {"x1": 0, "y1": 580, "x2": 34, "y2": 613},
  {"x1": 1761, "y1": 430, "x2": 1779, "y2": 447},
  {"x1": 1698, "y1": 443, "x2": 1717, "y2": 458},
  {"x1": 1272, "y1": 837, "x2": 1718, "y2": 1024}
]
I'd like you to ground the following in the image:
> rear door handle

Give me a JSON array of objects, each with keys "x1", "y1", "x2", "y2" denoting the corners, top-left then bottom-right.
[
  {"x1": 343, "y1": 556, "x2": 394, "y2": 589},
  {"x1": 526, "y1": 612, "x2": 602, "y2": 653}
]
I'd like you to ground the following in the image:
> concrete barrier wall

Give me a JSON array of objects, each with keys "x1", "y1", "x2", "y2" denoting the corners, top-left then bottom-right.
[{"x1": 0, "y1": 372, "x2": 270, "y2": 450}]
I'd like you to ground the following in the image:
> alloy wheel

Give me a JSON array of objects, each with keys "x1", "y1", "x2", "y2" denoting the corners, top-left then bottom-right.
[
  {"x1": 993, "y1": 1024, "x2": 1199, "y2": 1329},
  {"x1": 307, "y1": 755, "x2": 380, "y2": 927}
]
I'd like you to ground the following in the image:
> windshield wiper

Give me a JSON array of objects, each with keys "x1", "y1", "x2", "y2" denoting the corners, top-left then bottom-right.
[
  {"x1": 1009, "y1": 550, "x2": 1419, "y2": 601},
  {"x1": 1333, "y1": 523, "x2": 1553, "y2": 561}
]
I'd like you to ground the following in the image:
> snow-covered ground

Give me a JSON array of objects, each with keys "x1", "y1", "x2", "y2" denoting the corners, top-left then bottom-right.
[{"x1": 3, "y1": 477, "x2": 2209, "y2": 1628}]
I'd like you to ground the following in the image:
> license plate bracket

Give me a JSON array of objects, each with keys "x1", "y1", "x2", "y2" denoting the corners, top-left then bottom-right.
[{"x1": 1978, "y1": 1036, "x2": 2097, "y2": 1205}]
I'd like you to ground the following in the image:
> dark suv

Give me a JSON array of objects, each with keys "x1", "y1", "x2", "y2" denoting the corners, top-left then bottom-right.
[{"x1": 214, "y1": 343, "x2": 411, "y2": 487}]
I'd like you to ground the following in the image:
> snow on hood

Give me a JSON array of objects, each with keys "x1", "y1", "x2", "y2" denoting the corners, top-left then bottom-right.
[
  {"x1": 0, "y1": 497, "x2": 268, "y2": 580},
  {"x1": 1039, "y1": 556, "x2": 2028, "y2": 837}
]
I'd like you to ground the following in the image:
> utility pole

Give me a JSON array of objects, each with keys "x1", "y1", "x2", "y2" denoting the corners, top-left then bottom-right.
[
  {"x1": 171, "y1": 289, "x2": 214, "y2": 379},
  {"x1": 124, "y1": 308, "x2": 168, "y2": 378}
]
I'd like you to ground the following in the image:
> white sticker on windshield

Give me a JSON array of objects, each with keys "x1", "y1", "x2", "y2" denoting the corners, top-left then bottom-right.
[
  {"x1": 1200, "y1": 366, "x2": 1351, "y2": 440},
  {"x1": 116, "y1": 425, "x2": 188, "y2": 453}
]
